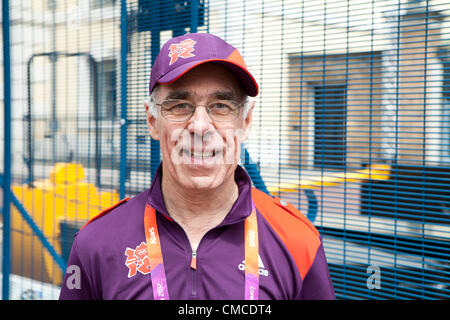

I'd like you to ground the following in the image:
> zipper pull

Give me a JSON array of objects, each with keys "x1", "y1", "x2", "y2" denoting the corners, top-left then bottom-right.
[{"x1": 190, "y1": 251, "x2": 197, "y2": 270}]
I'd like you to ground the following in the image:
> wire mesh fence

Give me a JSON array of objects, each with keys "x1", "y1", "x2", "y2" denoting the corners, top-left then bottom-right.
[{"x1": 1, "y1": 0, "x2": 450, "y2": 299}]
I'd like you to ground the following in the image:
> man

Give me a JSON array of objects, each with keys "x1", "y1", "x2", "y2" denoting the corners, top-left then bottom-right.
[{"x1": 59, "y1": 33, "x2": 335, "y2": 300}]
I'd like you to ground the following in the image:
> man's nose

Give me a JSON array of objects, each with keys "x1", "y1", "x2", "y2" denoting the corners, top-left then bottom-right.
[{"x1": 188, "y1": 106, "x2": 213, "y2": 136}]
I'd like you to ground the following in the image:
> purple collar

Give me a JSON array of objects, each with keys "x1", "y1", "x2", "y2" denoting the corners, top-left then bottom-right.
[{"x1": 146, "y1": 163, "x2": 253, "y2": 225}]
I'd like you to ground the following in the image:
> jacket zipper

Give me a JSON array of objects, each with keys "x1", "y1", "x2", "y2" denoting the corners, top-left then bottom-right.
[
  {"x1": 191, "y1": 250, "x2": 197, "y2": 297},
  {"x1": 166, "y1": 214, "x2": 249, "y2": 299}
]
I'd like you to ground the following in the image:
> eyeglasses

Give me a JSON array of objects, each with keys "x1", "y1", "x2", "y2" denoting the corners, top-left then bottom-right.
[{"x1": 156, "y1": 99, "x2": 242, "y2": 122}]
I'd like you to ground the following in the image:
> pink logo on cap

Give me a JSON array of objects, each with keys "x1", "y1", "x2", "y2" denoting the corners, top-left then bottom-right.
[{"x1": 168, "y1": 38, "x2": 197, "y2": 65}]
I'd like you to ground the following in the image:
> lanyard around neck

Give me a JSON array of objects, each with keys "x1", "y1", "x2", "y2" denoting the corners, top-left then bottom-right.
[{"x1": 143, "y1": 203, "x2": 259, "y2": 300}]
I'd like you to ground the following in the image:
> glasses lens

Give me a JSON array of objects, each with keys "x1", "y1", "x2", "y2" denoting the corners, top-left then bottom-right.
[
  {"x1": 207, "y1": 101, "x2": 240, "y2": 122},
  {"x1": 160, "y1": 100, "x2": 194, "y2": 121},
  {"x1": 159, "y1": 100, "x2": 241, "y2": 122}
]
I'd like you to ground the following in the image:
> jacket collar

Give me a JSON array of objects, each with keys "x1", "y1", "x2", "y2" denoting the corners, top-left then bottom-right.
[{"x1": 146, "y1": 163, "x2": 253, "y2": 225}]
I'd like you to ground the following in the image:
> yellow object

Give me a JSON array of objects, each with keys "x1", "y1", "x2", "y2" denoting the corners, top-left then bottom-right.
[
  {"x1": 49, "y1": 162, "x2": 85, "y2": 185},
  {"x1": 11, "y1": 163, "x2": 119, "y2": 285},
  {"x1": 267, "y1": 164, "x2": 391, "y2": 194}
]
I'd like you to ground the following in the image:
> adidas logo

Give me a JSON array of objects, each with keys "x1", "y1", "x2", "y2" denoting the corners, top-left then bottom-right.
[{"x1": 238, "y1": 255, "x2": 269, "y2": 277}]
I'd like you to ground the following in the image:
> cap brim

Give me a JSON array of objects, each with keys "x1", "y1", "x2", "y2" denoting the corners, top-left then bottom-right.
[{"x1": 157, "y1": 59, "x2": 259, "y2": 97}]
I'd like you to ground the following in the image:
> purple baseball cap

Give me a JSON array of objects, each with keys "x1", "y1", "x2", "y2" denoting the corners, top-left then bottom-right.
[{"x1": 149, "y1": 33, "x2": 259, "y2": 97}]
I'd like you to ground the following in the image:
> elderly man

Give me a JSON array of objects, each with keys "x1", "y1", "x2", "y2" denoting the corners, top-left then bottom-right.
[{"x1": 59, "y1": 33, "x2": 335, "y2": 300}]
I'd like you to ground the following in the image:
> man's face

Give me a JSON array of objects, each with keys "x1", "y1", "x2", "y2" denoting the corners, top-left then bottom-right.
[{"x1": 145, "y1": 63, "x2": 253, "y2": 192}]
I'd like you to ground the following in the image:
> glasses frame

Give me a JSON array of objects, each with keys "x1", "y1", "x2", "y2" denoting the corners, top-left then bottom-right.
[{"x1": 155, "y1": 99, "x2": 243, "y2": 122}]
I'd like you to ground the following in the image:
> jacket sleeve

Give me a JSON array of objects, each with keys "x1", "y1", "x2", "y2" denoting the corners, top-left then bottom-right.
[
  {"x1": 59, "y1": 235, "x2": 96, "y2": 300},
  {"x1": 299, "y1": 241, "x2": 336, "y2": 300}
]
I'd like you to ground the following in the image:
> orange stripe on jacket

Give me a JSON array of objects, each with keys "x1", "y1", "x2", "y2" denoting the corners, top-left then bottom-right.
[{"x1": 251, "y1": 188, "x2": 321, "y2": 280}]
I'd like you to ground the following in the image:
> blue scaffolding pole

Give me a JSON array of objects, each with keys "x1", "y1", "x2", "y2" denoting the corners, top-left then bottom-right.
[
  {"x1": 2, "y1": 0, "x2": 12, "y2": 300},
  {"x1": 119, "y1": 0, "x2": 128, "y2": 199}
]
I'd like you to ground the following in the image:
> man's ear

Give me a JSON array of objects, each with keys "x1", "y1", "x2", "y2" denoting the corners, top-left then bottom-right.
[
  {"x1": 144, "y1": 102, "x2": 160, "y2": 141},
  {"x1": 240, "y1": 100, "x2": 255, "y2": 142}
]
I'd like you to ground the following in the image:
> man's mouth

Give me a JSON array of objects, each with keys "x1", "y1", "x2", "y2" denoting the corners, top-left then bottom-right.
[{"x1": 182, "y1": 148, "x2": 219, "y2": 160}]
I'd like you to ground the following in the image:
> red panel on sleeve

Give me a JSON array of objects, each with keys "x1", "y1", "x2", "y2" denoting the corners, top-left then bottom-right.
[{"x1": 252, "y1": 188, "x2": 321, "y2": 279}]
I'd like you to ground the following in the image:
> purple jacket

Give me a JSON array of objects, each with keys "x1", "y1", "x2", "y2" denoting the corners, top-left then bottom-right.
[{"x1": 59, "y1": 165, "x2": 335, "y2": 300}]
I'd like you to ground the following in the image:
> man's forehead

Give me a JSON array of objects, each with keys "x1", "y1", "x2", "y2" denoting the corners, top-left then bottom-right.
[{"x1": 162, "y1": 89, "x2": 241, "y2": 101}]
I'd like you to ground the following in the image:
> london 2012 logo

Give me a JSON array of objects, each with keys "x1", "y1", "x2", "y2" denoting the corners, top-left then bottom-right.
[
  {"x1": 124, "y1": 242, "x2": 151, "y2": 278},
  {"x1": 168, "y1": 39, "x2": 197, "y2": 65}
]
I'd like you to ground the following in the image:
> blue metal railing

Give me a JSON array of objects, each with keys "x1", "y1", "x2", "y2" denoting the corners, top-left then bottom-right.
[
  {"x1": 2, "y1": 0, "x2": 450, "y2": 301},
  {"x1": 2, "y1": 0, "x2": 12, "y2": 301},
  {"x1": 119, "y1": 0, "x2": 128, "y2": 200},
  {"x1": 0, "y1": 176, "x2": 67, "y2": 272}
]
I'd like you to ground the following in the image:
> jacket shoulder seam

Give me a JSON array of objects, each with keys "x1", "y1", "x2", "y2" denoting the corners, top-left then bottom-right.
[
  {"x1": 80, "y1": 197, "x2": 130, "y2": 231},
  {"x1": 252, "y1": 187, "x2": 321, "y2": 280},
  {"x1": 251, "y1": 188, "x2": 319, "y2": 237}
]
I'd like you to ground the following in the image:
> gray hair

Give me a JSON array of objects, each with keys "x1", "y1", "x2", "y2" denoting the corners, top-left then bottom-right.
[{"x1": 145, "y1": 86, "x2": 253, "y2": 120}]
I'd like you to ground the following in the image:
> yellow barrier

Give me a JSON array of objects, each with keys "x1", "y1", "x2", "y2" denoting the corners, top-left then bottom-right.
[
  {"x1": 267, "y1": 164, "x2": 391, "y2": 194},
  {"x1": 11, "y1": 163, "x2": 119, "y2": 285}
]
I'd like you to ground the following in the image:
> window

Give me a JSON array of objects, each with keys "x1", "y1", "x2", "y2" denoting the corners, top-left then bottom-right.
[
  {"x1": 314, "y1": 84, "x2": 347, "y2": 169},
  {"x1": 97, "y1": 59, "x2": 117, "y2": 119},
  {"x1": 442, "y1": 58, "x2": 450, "y2": 161},
  {"x1": 92, "y1": 0, "x2": 116, "y2": 9}
]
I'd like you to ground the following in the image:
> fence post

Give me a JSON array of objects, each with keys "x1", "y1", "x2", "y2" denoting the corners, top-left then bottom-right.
[
  {"x1": 2, "y1": 0, "x2": 12, "y2": 301},
  {"x1": 190, "y1": 0, "x2": 199, "y2": 33},
  {"x1": 119, "y1": 0, "x2": 128, "y2": 199},
  {"x1": 150, "y1": 29, "x2": 161, "y2": 180},
  {"x1": 150, "y1": 1, "x2": 161, "y2": 180}
]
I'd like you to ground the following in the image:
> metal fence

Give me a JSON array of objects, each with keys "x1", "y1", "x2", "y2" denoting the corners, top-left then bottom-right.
[{"x1": 1, "y1": 0, "x2": 449, "y2": 300}]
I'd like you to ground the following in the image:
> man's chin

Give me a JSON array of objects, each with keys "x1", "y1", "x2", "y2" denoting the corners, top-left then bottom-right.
[
  {"x1": 178, "y1": 175, "x2": 220, "y2": 192},
  {"x1": 175, "y1": 164, "x2": 236, "y2": 192}
]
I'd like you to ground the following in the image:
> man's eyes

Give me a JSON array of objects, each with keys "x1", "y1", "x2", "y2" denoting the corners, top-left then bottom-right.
[
  {"x1": 170, "y1": 103, "x2": 193, "y2": 110},
  {"x1": 164, "y1": 101, "x2": 237, "y2": 113},
  {"x1": 211, "y1": 103, "x2": 231, "y2": 109}
]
